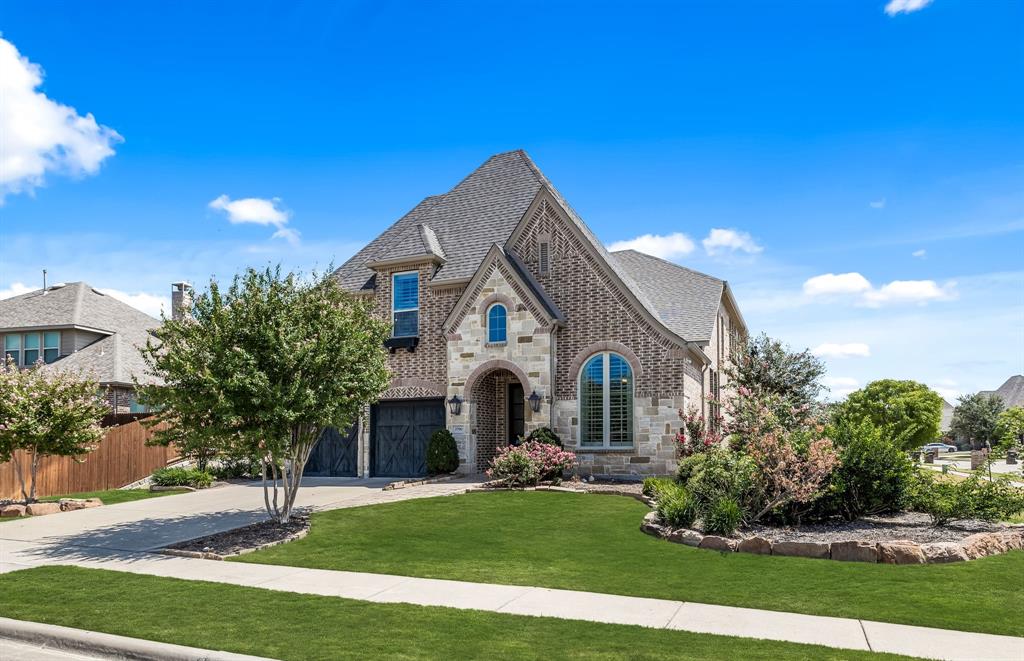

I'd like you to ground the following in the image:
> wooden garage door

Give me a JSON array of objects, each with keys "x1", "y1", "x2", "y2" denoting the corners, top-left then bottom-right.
[
  {"x1": 304, "y1": 425, "x2": 358, "y2": 477},
  {"x1": 371, "y1": 399, "x2": 445, "y2": 478}
]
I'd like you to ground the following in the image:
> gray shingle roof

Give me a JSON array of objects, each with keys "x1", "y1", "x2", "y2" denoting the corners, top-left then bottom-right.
[
  {"x1": 608, "y1": 250, "x2": 726, "y2": 342},
  {"x1": 368, "y1": 223, "x2": 447, "y2": 266},
  {"x1": 979, "y1": 375, "x2": 1024, "y2": 409},
  {"x1": 0, "y1": 282, "x2": 161, "y2": 386}
]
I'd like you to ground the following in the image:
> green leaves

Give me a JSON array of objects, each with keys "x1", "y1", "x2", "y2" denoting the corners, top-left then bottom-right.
[
  {"x1": 951, "y1": 393, "x2": 1005, "y2": 449},
  {"x1": 837, "y1": 379, "x2": 943, "y2": 451}
]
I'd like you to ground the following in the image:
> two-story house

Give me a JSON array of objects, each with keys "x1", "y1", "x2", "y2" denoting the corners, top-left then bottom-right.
[
  {"x1": 0, "y1": 281, "x2": 164, "y2": 412},
  {"x1": 329, "y1": 150, "x2": 746, "y2": 480}
]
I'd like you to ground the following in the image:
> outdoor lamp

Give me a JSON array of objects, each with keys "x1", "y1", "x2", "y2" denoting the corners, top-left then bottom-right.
[
  {"x1": 447, "y1": 394, "x2": 463, "y2": 416},
  {"x1": 528, "y1": 390, "x2": 542, "y2": 413}
]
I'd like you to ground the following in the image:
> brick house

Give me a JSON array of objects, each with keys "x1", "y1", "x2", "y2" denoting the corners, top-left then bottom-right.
[
  {"x1": 327, "y1": 150, "x2": 746, "y2": 479},
  {"x1": 0, "y1": 281, "x2": 165, "y2": 412}
]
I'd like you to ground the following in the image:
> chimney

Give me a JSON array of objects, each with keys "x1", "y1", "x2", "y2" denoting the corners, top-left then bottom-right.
[{"x1": 171, "y1": 282, "x2": 193, "y2": 321}]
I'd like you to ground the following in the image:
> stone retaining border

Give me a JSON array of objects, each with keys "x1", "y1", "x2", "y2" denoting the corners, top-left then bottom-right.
[
  {"x1": 0, "y1": 498, "x2": 103, "y2": 519},
  {"x1": 158, "y1": 522, "x2": 310, "y2": 561},
  {"x1": 639, "y1": 511, "x2": 1024, "y2": 564},
  {"x1": 382, "y1": 473, "x2": 461, "y2": 491}
]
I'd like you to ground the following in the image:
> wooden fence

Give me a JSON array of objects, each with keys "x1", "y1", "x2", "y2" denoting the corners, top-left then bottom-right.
[{"x1": 0, "y1": 419, "x2": 177, "y2": 501}]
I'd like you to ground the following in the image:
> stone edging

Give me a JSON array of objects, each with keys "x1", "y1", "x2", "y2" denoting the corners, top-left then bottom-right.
[
  {"x1": 0, "y1": 498, "x2": 103, "y2": 519},
  {"x1": 0, "y1": 615, "x2": 275, "y2": 661},
  {"x1": 382, "y1": 473, "x2": 461, "y2": 491},
  {"x1": 158, "y1": 523, "x2": 310, "y2": 561},
  {"x1": 639, "y1": 511, "x2": 1024, "y2": 564}
]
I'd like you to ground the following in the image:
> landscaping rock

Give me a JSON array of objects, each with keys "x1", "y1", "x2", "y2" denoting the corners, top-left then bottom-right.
[
  {"x1": 830, "y1": 540, "x2": 878, "y2": 563},
  {"x1": 921, "y1": 542, "x2": 969, "y2": 564},
  {"x1": 59, "y1": 498, "x2": 102, "y2": 511},
  {"x1": 736, "y1": 536, "x2": 772, "y2": 555},
  {"x1": 667, "y1": 529, "x2": 703, "y2": 547},
  {"x1": 997, "y1": 530, "x2": 1023, "y2": 551},
  {"x1": 25, "y1": 502, "x2": 61, "y2": 516},
  {"x1": 699, "y1": 536, "x2": 737, "y2": 552},
  {"x1": 642, "y1": 511, "x2": 660, "y2": 524},
  {"x1": 640, "y1": 513, "x2": 666, "y2": 537},
  {"x1": 877, "y1": 540, "x2": 926, "y2": 564},
  {"x1": 0, "y1": 504, "x2": 26, "y2": 518},
  {"x1": 961, "y1": 533, "x2": 1007, "y2": 560},
  {"x1": 772, "y1": 541, "x2": 830, "y2": 559}
]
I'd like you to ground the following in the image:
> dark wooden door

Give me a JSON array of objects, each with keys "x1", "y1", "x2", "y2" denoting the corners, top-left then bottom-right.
[
  {"x1": 371, "y1": 399, "x2": 445, "y2": 477},
  {"x1": 304, "y1": 425, "x2": 358, "y2": 477},
  {"x1": 508, "y1": 383, "x2": 525, "y2": 444}
]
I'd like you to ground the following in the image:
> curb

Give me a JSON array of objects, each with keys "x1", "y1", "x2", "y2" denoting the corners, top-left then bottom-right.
[{"x1": 0, "y1": 616, "x2": 278, "y2": 661}]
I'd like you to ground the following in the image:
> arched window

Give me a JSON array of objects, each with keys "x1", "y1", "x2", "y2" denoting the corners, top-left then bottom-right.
[
  {"x1": 579, "y1": 352, "x2": 634, "y2": 448},
  {"x1": 487, "y1": 304, "x2": 507, "y2": 343}
]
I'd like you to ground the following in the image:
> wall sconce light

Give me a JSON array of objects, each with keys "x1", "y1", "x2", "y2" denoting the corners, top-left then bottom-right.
[
  {"x1": 528, "y1": 390, "x2": 542, "y2": 413},
  {"x1": 447, "y1": 394, "x2": 463, "y2": 416}
]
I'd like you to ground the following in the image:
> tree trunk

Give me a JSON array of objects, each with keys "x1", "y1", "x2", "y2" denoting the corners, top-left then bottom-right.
[
  {"x1": 12, "y1": 453, "x2": 28, "y2": 503},
  {"x1": 260, "y1": 425, "x2": 320, "y2": 524},
  {"x1": 29, "y1": 449, "x2": 39, "y2": 502}
]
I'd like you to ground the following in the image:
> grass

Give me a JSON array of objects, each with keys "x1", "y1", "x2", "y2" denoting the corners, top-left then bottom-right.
[
  {"x1": 40, "y1": 488, "x2": 188, "y2": 505},
  {"x1": 0, "y1": 566, "x2": 912, "y2": 661},
  {"x1": 236, "y1": 490, "x2": 1024, "y2": 637}
]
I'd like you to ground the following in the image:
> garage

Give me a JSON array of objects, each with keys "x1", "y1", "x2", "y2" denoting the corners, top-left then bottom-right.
[
  {"x1": 370, "y1": 398, "x2": 445, "y2": 477},
  {"x1": 304, "y1": 425, "x2": 358, "y2": 477}
]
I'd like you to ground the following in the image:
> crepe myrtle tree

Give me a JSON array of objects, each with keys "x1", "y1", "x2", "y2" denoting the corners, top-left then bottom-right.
[
  {"x1": 141, "y1": 267, "x2": 391, "y2": 523},
  {"x1": 0, "y1": 358, "x2": 107, "y2": 502}
]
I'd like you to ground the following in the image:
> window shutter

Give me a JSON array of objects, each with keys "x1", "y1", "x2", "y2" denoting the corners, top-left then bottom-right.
[{"x1": 538, "y1": 240, "x2": 550, "y2": 274}]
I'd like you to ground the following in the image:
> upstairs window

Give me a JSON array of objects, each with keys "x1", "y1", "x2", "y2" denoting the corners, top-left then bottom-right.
[
  {"x1": 43, "y1": 332, "x2": 60, "y2": 364},
  {"x1": 579, "y1": 352, "x2": 634, "y2": 448},
  {"x1": 23, "y1": 333, "x2": 40, "y2": 365},
  {"x1": 487, "y1": 304, "x2": 507, "y2": 343},
  {"x1": 392, "y1": 272, "x2": 419, "y2": 337},
  {"x1": 3, "y1": 331, "x2": 62, "y2": 367},
  {"x1": 4, "y1": 334, "x2": 20, "y2": 366}
]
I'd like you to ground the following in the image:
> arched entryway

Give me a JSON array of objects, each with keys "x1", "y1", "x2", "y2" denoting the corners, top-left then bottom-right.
[{"x1": 471, "y1": 368, "x2": 527, "y2": 472}]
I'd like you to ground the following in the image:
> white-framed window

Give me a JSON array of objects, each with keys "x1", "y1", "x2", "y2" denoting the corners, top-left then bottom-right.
[
  {"x1": 4, "y1": 334, "x2": 21, "y2": 367},
  {"x1": 23, "y1": 333, "x2": 40, "y2": 365},
  {"x1": 3, "y1": 331, "x2": 62, "y2": 367},
  {"x1": 579, "y1": 351, "x2": 634, "y2": 448},
  {"x1": 43, "y1": 331, "x2": 60, "y2": 364},
  {"x1": 391, "y1": 271, "x2": 419, "y2": 338},
  {"x1": 487, "y1": 303, "x2": 507, "y2": 343}
]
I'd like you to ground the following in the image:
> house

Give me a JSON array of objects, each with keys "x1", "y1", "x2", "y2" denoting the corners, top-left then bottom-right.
[
  {"x1": 0, "y1": 281, "x2": 168, "y2": 412},
  {"x1": 330, "y1": 150, "x2": 746, "y2": 479},
  {"x1": 979, "y1": 375, "x2": 1024, "y2": 410}
]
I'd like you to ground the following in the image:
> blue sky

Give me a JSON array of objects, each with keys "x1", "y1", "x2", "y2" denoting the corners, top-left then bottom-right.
[{"x1": 1, "y1": 0, "x2": 1021, "y2": 401}]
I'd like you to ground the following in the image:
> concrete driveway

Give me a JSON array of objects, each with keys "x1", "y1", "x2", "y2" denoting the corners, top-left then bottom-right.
[{"x1": 0, "y1": 476, "x2": 477, "y2": 571}]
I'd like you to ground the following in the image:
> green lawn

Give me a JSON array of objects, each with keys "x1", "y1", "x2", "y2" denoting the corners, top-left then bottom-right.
[
  {"x1": 40, "y1": 488, "x2": 188, "y2": 505},
  {"x1": 0, "y1": 566, "x2": 912, "y2": 661},
  {"x1": 236, "y1": 491, "x2": 1024, "y2": 637}
]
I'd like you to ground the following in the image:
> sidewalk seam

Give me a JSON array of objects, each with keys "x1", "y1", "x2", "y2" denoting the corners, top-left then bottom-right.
[
  {"x1": 663, "y1": 601, "x2": 686, "y2": 629},
  {"x1": 858, "y1": 619, "x2": 873, "y2": 652}
]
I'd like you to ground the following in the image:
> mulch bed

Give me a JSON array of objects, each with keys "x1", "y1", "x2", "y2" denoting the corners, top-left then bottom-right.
[
  {"x1": 739, "y1": 512, "x2": 1009, "y2": 545},
  {"x1": 165, "y1": 515, "x2": 309, "y2": 557}
]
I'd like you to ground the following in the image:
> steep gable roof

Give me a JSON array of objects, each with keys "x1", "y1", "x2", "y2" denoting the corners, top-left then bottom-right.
[
  {"x1": 0, "y1": 282, "x2": 160, "y2": 334},
  {"x1": 608, "y1": 250, "x2": 730, "y2": 343},
  {"x1": 979, "y1": 375, "x2": 1024, "y2": 409}
]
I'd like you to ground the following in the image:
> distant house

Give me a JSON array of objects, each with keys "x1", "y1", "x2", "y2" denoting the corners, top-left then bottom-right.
[
  {"x1": 0, "y1": 281, "x2": 168, "y2": 412},
  {"x1": 978, "y1": 375, "x2": 1024, "y2": 410}
]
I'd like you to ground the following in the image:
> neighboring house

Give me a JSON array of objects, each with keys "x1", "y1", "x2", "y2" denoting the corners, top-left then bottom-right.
[
  {"x1": 0, "y1": 281, "x2": 165, "y2": 412},
  {"x1": 940, "y1": 399, "x2": 955, "y2": 434},
  {"x1": 978, "y1": 375, "x2": 1024, "y2": 410},
  {"x1": 329, "y1": 150, "x2": 746, "y2": 479}
]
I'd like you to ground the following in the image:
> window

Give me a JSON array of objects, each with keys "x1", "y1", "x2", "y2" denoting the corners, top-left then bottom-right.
[
  {"x1": 4, "y1": 334, "x2": 20, "y2": 366},
  {"x1": 23, "y1": 333, "x2": 40, "y2": 365},
  {"x1": 487, "y1": 304, "x2": 507, "y2": 343},
  {"x1": 391, "y1": 272, "x2": 419, "y2": 337},
  {"x1": 43, "y1": 332, "x2": 60, "y2": 364},
  {"x1": 579, "y1": 352, "x2": 634, "y2": 448}
]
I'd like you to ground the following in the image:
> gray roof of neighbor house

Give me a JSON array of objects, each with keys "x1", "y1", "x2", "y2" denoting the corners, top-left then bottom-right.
[
  {"x1": 0, "y1": 282, "x2": 161, "y2": 386},
  {"x1": 334, "y1": 150, "x2": 741, "y2": 345},
  {"x1": 609, "y1": 250, "x2": 732, "y2": 342},
  {"x1": 979, "y1": 375, "x2": 1024, "y2": 409}
]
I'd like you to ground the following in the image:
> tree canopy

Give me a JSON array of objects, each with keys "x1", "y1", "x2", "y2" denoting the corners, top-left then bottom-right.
[
  {"x1": 994, "y1": 407, "x2": 1024, "y2": 449},
  {"x1": 142, "y1": 267, "x2": 391, "y2": 522},
  {"x1": 950, "y1": 393, "x2": 1005, "y2": 449},
  {"x1": 836, "y1": 379, "x2": 942, "y2": 451}
]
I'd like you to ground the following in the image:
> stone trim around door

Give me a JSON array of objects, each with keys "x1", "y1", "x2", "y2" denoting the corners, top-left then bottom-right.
[{"x1": 462, "y1": 359, "x2": 533, "y2": 402}]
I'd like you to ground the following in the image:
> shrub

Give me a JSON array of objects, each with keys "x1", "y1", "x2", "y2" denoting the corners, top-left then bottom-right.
[
  {"x1": 909, "y1": 472, "x2": 1024, "y2": 525},
  {"x1": 520, "y1": 440, "x2": 576, "y2": 480},
  {"x1": 823, "y1": 417, "x2": 915, "y2": 519},
  {"x1": 838, "y1": 380, "x2": 943, "y2": 451},
  {"x1": 678, "y1": 447, "x2": 755, "y2": 514},
  {"x1": 703, "y1": 497, "x2": 743, "y2": 536},
  {"x1": 524, "y1": 427, "x2": 563, "y2": 447},
  {"x1": 209, "y1": 455, "x2": 262, "y2": 480},
  {"x1": 151, "y1": 467, "x2": 213, "y2": 488},
  {"x1": 745, "y1": 422, "x2": 838, "y2": 523},
  {"x1": 426, "y1": 429, "x2": 459, "y2": 474},
  {"x1": 486, "y1": 446, "x2": 540, "y2": 486},
  {"x1": 642, "y1": 477, "x2": 676, "y2": 499},
  {"x1": 656, "y1": 484, "x2": 698, "y2": 528}
]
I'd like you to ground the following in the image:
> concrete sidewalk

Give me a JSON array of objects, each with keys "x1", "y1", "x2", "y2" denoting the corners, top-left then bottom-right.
[{"x1": 2, "y1": 547, "x2": 1020, "y2": 661}]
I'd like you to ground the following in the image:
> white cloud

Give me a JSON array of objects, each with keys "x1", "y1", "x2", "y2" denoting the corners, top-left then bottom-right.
[
  {"x1": 702, "y1": 228, "x2": 763, "y2": 257},
  {"x1": 208, "y1": 194, "x2": 299, "y2": 245},
  {"x1": 0, "y1": 36, "x2": 122, "y2": 203},
  {"x1": 823, "y1": 376, "x2": 860, "y2": 399},
  {"x1": 803, "y1": 272, "x2": 872, "y2": 296},
  {"x1": 869, "y1": 198, "x2": 886, "y2": 209},
  {"x1": 912, "y1": 249, "x2": 926, "y2": 258},
  {"x1": 98, "y1": 289, "x2": 169, "y2": 318},
  {"x1": 0, "y1": 282, "x2": 34, "y2": 299},
  {"x1": 607, "y1": 232, "x2": 695, "y2": 260},
  {"x1": 862, "y1": 279, "x2": 956, "y2": 307},
  {"x1": 884, "y1": 0, "x2": 933, "y2": 16},
  {"x1": 802, "y1": 272, "x2": 955, "y2": 307},
  {"x1": 812, "y1": 343, "x2": 872, "y2": 359}
]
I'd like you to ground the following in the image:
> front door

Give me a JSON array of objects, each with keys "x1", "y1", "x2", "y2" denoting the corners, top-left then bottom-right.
[{"x1": 508, "y1": 383, "x2": 525, "y2": 444}]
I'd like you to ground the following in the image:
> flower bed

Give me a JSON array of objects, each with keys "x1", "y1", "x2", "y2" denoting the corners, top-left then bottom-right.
[
  {"x1": 161, "y1": 516, "x2": 310, "y2": 560},
  {"x1": 639, "y1": 509, "x2": 1024, "y2": 564}
]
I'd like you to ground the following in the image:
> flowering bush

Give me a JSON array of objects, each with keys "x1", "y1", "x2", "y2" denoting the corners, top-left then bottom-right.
[
  {"x1": 486, "y1": 440, "x2": 576, "y2": 486},
  {"x1": 746, "y1": 427, "x2": 839, "y2": 523},
  {"x1": 674, "y1": 403, "x2": 722, "y2": 457}
]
